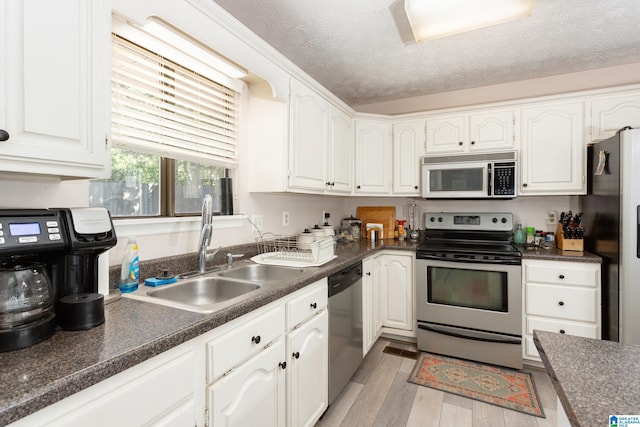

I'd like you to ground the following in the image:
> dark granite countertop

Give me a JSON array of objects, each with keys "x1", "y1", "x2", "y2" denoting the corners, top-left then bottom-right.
[
  {"x1": 519, "y1": 246, "x2": 602, "y2": 263},
  {"x1": 534, "y1": 330, "x2": 640, "y2": 427},
  {"x1": 0, "y1": 238, "x2": 601, "y2": 425},
  {"x1": 0, "y1": 239, "x2": 416, "y2": 426}
]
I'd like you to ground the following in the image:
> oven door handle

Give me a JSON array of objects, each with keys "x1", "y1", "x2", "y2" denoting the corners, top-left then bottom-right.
[{"x1": 418, "y1": 323, "x2": 521, "y2": 345}]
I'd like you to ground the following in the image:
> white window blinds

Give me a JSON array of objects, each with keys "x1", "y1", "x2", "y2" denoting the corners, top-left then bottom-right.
[{"x1": 111, "y1": 34, "x2": 238, "y2": 168}]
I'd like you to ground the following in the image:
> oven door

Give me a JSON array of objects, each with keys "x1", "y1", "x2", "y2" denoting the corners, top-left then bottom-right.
[
  {"x1": 421, "y1": 161, "x2": 489, "y2": 198},
  {"x1": 416, "y1": 258, "x2": 521, "y2": 335},
  {"x1": 415, "y1": 257, "x2": 522, "y2": 368}
]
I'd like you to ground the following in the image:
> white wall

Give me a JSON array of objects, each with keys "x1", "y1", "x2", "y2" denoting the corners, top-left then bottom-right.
[
  {"x1": 0, "y1": 0, "x2": 606, "y2": 267},
  {"x1": 356, "y1": 62, "x2": 640, "y2": 115},
  {"x1": 345, "y1": 195, "x2": 579, "y2": 234}
]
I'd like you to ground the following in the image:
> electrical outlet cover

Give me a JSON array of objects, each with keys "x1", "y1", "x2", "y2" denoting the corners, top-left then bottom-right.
[
  {"x1": 546, "y1": 210, "x2": 558, "y2": 225},
  {"x1": 251, "y1": 215, "x2": 263, "y2": 231}
]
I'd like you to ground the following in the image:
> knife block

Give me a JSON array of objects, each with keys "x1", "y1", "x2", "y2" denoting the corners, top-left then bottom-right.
[{"x1": 556, "y1": 223, "x2": 584, "y2": 252}]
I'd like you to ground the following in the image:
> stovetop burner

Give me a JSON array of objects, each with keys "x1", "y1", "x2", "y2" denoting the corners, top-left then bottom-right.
[{"x1": 416, "y1": 212, "x2": 521, "y2": 264}]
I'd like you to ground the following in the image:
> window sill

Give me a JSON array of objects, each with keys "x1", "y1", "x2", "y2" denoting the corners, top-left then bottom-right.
[{"x1": 113, "y1": 214, "x2": 248, "y2": 238}]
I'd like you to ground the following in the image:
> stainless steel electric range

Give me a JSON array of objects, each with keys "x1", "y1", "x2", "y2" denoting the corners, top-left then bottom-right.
[{"x1": 415, "y1": 212, "x2": 523, "y2": 369}]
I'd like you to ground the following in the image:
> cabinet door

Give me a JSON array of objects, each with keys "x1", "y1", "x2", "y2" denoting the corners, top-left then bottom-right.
[
  {"x1": 362, "y1": 256, "x2": 378, "y2": 356},
  {"x1": 590, "y1": 92, "x2": 640, "y2": 141},
  {"x1": 425, "y1": 115, "x2": 466, "y2": 154},
  {"x1": 11, "y1": 342, "x2": 199, "y2": 427},
  {"x1": 520, "y1": 101, "x2": 586, "y2": 195},
  {"x1": 327, "y1": 106, "x2": 354, "y2": 193},
  {"x1": 354, "y1": 120, "x2": 392, "y2": 194},
  {"x1": 468, "y1": 109, "x2": 516, "y2": 151},
  {"x1": 376, "y1": 253, "x2": 414, "y2": 333},
  {"x1": 393, "y1": 120, "x2": 425, "y2": 195},
  {"x1": 289, "y1": 79, "x2": 329, "y2": 191},
  {"x1": 286, "y1": 310, "x2": 328, "y2": 427},
  {"x1": 209, "y1": 339, "x2": 285, "y2": 427},
  {"x1": 0, "y1": 0, "x2": 109, "y2": 179}
]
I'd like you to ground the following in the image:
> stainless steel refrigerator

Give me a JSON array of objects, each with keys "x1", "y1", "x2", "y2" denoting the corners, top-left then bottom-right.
[{"x1": 582, "y1": 127, "x2": 640, "y2": 344}]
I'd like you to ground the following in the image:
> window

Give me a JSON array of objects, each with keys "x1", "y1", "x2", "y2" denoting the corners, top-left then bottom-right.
[{"x1": 90, "y1": 26, "x2": 240, "y2": 218}]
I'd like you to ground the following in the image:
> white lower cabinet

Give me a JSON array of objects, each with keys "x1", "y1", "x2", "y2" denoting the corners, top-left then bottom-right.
[
  {"x1": 377, "y1": 251, "x2": 415, "y2": 337},
  {"x1": 363, "y1": 251, "x2": 415, "y2": 356},
  {"x1": 9, "y1": 341, "x2": 199, "y2": 427},
  {"x1": 11, "y1": 280, "x2": 329, "y2": 427},
  {"x1": 207, "y1": 278, "x2": 328, "y2": 427},
  {"x1": 362, "y1": 255, "x2": 382, "y2": 356},
  {"x1": 208, "y1": 339, "x2": 286, "y2": 427},
  {"x1": 286, "y1": 310, "x2": 328, "y2": 427},
  {"x1": 522, "y1": 259, "x2": 601, "y2": 363}
]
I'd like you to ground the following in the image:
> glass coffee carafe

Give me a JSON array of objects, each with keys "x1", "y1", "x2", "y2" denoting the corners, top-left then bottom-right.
[{"x1": 0, "y1": 262, "x2": 54, "y2": 330}]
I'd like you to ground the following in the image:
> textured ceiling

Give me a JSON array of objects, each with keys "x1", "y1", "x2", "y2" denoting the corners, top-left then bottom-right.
[{"x1": 212, "y1": 0, "x2": 640, "y2": 108}]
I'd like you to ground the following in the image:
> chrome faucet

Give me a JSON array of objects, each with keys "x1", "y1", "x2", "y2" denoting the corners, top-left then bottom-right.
[
  {"x1": 226, "y1": 253, "x2": 244, "y2": 268},
  {"x1": 197, "y1": 195, "x2": 221, "y2": 273}
]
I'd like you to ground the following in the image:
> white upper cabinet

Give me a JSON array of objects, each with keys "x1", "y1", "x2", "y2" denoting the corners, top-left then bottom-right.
[
  {"x1": 289, "y1": 79, "x2": 330, "y2": 191},
  {"x1": 327, "y1": 105, "x2": 354, "y2": 193},
  {"x1": 468, "y1": 109, "x2": 517, "y2": 151},
  {"x1": 425, "y1": 109, "x2": 516, "y2": 155},
  {"x1": 354, "y1": 119, "x2": 392, "y2": 195},
  {"x1": 288, "y1": 78, "x2": 353, "y2": 194},
  {"x1": 0, "y1": 0, "x2": 110, "y2": 179},
  {"x1": 425, "y1": 114, "x2": 467, "y2": 154},
  {"x1": 520, "y1": 101, "x2": 586, "y2": 195},
  {"x1": 392, "y1": 119, "x2": 425, "y2": 195},
  {"x1": 589, "y1": 91, "x2": 640, "y2": 141}
]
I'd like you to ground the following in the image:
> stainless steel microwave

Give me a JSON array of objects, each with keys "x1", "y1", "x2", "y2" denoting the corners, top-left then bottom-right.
[{"x1": 421, "y1": 151, "x2": 517, "y2": 199}]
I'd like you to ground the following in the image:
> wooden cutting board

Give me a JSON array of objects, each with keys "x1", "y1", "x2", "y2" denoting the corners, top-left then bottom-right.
[{"x1": 356, "y1": 206, "x2": 396, "y2": 240}]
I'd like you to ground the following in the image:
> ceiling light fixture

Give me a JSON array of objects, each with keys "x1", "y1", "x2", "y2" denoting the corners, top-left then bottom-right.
[
  {"x1": 404, "y1": 0, "x2": 535, "y2": 42},
  {"x1": 144, "y1": 16, "x2": 247, "y2": 79}
]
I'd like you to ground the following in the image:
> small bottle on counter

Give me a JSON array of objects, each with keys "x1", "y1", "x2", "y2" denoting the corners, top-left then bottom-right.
[
  {"x1": 119, "y1": 236, "x2": 140, "y2": 293},
  {"x1": 513, "y1": 223, "x2": 526, "y2": 245},
  {"x1": 525, "y1": 227, "x2": 536, "y2": 245},
  {"x1": 397, "y1": 220, "x2": 407, "y2": 240}
]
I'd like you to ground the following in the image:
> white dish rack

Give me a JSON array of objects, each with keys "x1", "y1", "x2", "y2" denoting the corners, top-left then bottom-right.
[{"x1": 251, "y1": 234, "x2": 336, "y2": 267}]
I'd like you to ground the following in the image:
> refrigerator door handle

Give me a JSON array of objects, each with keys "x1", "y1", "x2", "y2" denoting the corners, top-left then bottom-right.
[{"x1": 637, "y1": 205, "x2": 639, "y2": 259}]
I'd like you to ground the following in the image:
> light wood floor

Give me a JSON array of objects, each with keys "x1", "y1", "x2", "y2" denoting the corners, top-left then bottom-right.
[{"x1": 317, "y1": 338, "x2": 558, "y2": 427}]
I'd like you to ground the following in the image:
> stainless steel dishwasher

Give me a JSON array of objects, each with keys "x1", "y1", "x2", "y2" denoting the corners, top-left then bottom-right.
[{"x1": 328, "y1": 261, "x2": 363, "y2": 405}]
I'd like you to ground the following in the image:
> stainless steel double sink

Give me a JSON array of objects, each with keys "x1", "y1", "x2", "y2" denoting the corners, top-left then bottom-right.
[{"x1": 122, "y1": 261, "x2": 310, "y2": 313}]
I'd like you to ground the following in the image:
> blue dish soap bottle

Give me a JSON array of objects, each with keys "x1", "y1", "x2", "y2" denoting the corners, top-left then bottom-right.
[
  {"x1": 119, "y1": 236, "x2": 140, "y2": 293},
  {"x1": 513, "y1": 223, "x2": 526, "y2": 245}
]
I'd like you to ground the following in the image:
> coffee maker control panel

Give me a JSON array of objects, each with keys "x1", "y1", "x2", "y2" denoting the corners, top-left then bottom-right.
[{"x1": 0, "y1": 210, "x2": 66, "y2": 255}]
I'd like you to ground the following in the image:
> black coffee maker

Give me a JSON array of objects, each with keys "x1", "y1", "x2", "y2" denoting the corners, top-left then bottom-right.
[{"x1": 0, "y1": 208, "x2": 117, "y2": 352}]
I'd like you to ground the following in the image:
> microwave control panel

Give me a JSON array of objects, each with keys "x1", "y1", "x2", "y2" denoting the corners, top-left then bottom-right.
[{"x1": 491, "y1": 162, "x2": 516, "y2": 196}]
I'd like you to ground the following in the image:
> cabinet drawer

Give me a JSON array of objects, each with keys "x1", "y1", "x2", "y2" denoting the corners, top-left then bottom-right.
[
  {"x1": 286, "y1": 279, "x2": 327, "y2": 330},
  {"x1": 207, "y1": 304, "x2": 284, "y2": 383},
  {"x1": 526, "y1": 317, "x2": 599, "y2": 338},
  {"x1": 526, "y1": 284, "x2": 597, "y2": 322},
  {"x1": 524, "y1": 336, "x2": 542, "y2": 360},
  {"x1": 524, "y1": 262, "x2": 598, "y2": 286}
]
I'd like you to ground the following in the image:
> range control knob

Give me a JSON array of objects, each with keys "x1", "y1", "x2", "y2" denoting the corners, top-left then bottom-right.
[
  {"x1": 430, "y1": 216, "x2": 435, "y2": 222},
  {"x1": 437, "y1": 217, "x2": 443, "y2": 222},
  {"x1": 492, "y1": 217, "x2": 498, "y2": 223},
  {"x1": 501, "y1": 217, "x2": 508, "y2": 223}
]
